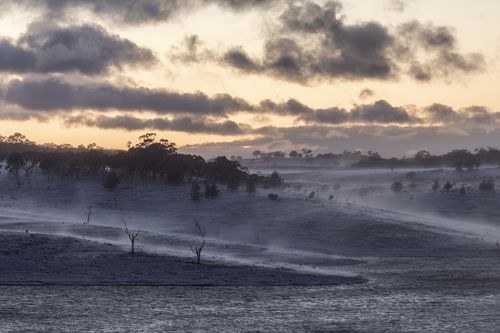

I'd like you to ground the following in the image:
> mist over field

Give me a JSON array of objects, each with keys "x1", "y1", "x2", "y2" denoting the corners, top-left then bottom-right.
[
  {"x1": 2, "y1": 0, "x2": 500, "y2": 331},
  {"x1": 1, "y1": 135, "x2": 500, "y2": 331}
]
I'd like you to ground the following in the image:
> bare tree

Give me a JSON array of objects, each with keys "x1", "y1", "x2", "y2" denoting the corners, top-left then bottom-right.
[
  {"x1": 85, "y1": 206, "x2": 93, "y2": 225},
  {"x1": 122, "y1": 219, "x2": 140, "y2": 256},
  {"x1": 190, "y1": 220, "x2": 206, "y2": 264}
]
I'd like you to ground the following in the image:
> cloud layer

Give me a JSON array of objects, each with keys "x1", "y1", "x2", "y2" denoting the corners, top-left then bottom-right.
[
  {"x1": 63, "y1": 114, "x2": 250, "y2": 135},
  {"x1": 5, "y1": 0, "x2": 278, "y2": 25},
  {"x1": 0, "y1": 0, "x2": 495, "y2": 156},
  {"x1": 0, "y1": 23, "x2": 155, "y2": 75},
  {"x1": 219, "y1": 1, "x2": 484, "y2": 83},
  {"x1": 1, "y1": 77, "x2": 253, "y2": 116}
]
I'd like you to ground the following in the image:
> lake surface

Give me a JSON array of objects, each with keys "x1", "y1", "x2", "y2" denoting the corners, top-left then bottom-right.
[{"x1": 0, "y1": 282, "x2": 499, "y2": 332}]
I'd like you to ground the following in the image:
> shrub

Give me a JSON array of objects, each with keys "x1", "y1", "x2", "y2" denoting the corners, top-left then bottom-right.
[
  {"x1": 443, "y1": 181, "x2": 454, "y2": 192},
  {"x1": 358, "y1": 188, "x2": 369, "y2": 197},
  {"x1": 405, "y1": 171, "x2": 417, "y2": 181},
  {"x1": 268, "y1": 170, "x2": 283, "y2": 187},
  {"x1": 432, "y1": 180, "x2": 440, "y2": 191},
  {"x1": 459, "y1": 186, "x2": 466, "y2": 195},
  {"x1": 245, "y1": 175, "x2": 257, "y2": 193},
  {"x1": 191, "y1": 181, "x2": 202, "y2": 201},
  {"x1": 391, "y1": 181, "x2": 403, "y2": 193},
  {"x1": 103, "y1": 170, "x2": 120, "y2": 189},
  {"x1": 267, "y1": 193, "x2": 279, "y2": 201},
  {"x1": 227, "y1": 178, "x2": 240, "y2": 191},
  {"x1": 319, "y1": 184, "x2": 330, "y2": 193},
  {"x1": 479, "y1": 180, "x2": 495, "y2": 193},
  {"x1": 205, "y1": 182, "x2": 219, "y2": 198},
  {"x1": 6, "y1": 152, "x2": 25, "y2": 180}
]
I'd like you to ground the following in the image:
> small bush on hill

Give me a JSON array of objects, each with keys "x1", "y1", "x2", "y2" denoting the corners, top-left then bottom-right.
[
  {"x1": 432, "y1": 180, "x2": 440, "y2": 191},
  {"x1": 391, "y1": 181, "x2": 403, "y2": 193},
  {"x1": 268, "y1": 193, "x2": 279, "y2": 201},
  {"x1": 459, "y1": 186, "x2": 466, "y2": 195},
  {"x1": 405, "y1": 172, "x2": 417, "y2": 181},
  {"x1": 103, "y1": 170, "x2": 120, "y2": 189},
  {"x1": 443, "y1": 181, "x2": 454, "y2": 192},
  {"x1": 205, "y1": 182, "x2": 219, "y2": 198},
  {"x1": 246, "y1": 175, "x2": 257, "y2": 193},
  {"x1": 479, "y1": 180, "x2": 495, "y2": 193},
  {"x1": 191, "y1": 181, "x2": 202, "y2": 201}
]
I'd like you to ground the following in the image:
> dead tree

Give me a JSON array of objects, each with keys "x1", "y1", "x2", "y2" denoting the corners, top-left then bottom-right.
[
  {"x1": 189, "y1": 220, "x2": 206, "y2": 264},
  {"x1": 85, "y1": 206, "x2": 93, "y2": 225},
  {"x1": 122, "y1": 219, "x2": 140, "y2": 256}
]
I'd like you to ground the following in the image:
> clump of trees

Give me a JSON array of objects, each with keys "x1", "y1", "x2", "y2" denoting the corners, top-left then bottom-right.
[
  {"x1": 0, "y1": 133, "x2": 283, "y2": 193},
  {"x1": 353, "y1": 148, "x2": 487, "y2": 169},
  {"x1": 249, "y1": 146, "x2": 500, "y2": 170}
]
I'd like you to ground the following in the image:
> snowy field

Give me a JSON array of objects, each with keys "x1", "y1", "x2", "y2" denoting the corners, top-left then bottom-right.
[
  {"x1": 0, "y1": 166, "x2": 499, "y2": 331},
  {"x1": 0, "y1": 167, "x2": 499, "y2": 281}
]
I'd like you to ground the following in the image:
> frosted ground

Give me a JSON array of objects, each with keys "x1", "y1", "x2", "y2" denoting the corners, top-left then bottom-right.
[{"x1": 0, "y1": 166, "x2": 499, "y2": 331}]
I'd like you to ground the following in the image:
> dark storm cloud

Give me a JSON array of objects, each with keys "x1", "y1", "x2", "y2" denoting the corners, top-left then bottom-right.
[
  {"x1": 0, "y1": 24, "x2": 156, "y2": 75},
  {"x1": 2, "y1": 77, "x2": 253, "y2": 116},
  {"x1": 169, "y1": 117, "x2": 250, "y2": 134},
  {"x1": 301, "y1": 107, "x2": 350, "y2": 124},
  {"x1": 0, "y1": 40, "x2": 37, "y2": 73},
  {"x1": 463, "y1": 106, "x2": 500, "y2": 125},
  {"x1": 8, "y1": 0, "x2": 278, "y2": 25},
  {"x1": 350, "y1": 100, "x2": 417, "y2": 124},
  {"x1": 425, "y1": 103, "x2": 460, "y2": 123},
  {"x1": 63, "y1": 114, "x2": 250, "y2": 135},
  {"x1": 64, "y1": 114, "x2": 171, "y2": 131},
  {"x1": 207, "y1": 0, "x2": 277, "y2": 10},
  {"x1": 2, "y1": 75, "x2": 499, "y2": 137},
  {"x1": 300, "y1": 100, "x2": 419, "y2": 125},
  {"x1": 258, "y1": 98, "x2": 421, "y2": 125},
  {"x1": 223, "y1": 48, "x2": 262, "y2": 73},
  {"x1": 398, "y1": 21, "x2": 485, "y2": 81},
  {"x1": 217, "y1": 0, "x2": 484, "y2": 83},
  {"x1": 220, "y1": 1, "x2": 394, "y2": 82},
  {"x1": 10, "y1": 0, "x2": 186, "y2": 24},
  {"x1": 425, "y1": 103, "x2": 500, "y2": 128},
  {"x1": 258, "y1": 99, "x2": 314, "y2": 116}
]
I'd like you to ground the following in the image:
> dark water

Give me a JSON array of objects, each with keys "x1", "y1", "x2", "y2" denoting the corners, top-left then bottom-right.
[{"x1": 0, "y1": 282, "x2": 499, "y2": 332}]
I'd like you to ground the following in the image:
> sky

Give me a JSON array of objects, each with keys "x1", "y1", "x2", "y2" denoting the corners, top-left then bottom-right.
[{"x1": 0, "y1": 0, "x2": 499, "y2": 157}]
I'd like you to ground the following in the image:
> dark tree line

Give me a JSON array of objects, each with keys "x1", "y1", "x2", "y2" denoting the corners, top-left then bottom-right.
[
  {"x1": 249, "y1": 147, "x2": 500, "y2": 169},
  {"x1": 0, "y1": 133, "x2": 282, "y2": 190},
  {"x1": 352, "y1": 148, "x2": 500, "y2": 169}
]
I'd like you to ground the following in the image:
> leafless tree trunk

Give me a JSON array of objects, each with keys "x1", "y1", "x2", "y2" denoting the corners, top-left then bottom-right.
[
  {"x1": 122, "y1": 219, "x2": 140, "y2": 256},
  {"x1": 85, "y1": 206, "x2": 92, "y2": 225},
  {"x1": 190, "y1": 220, "x2": 206, "y2": 264}
]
